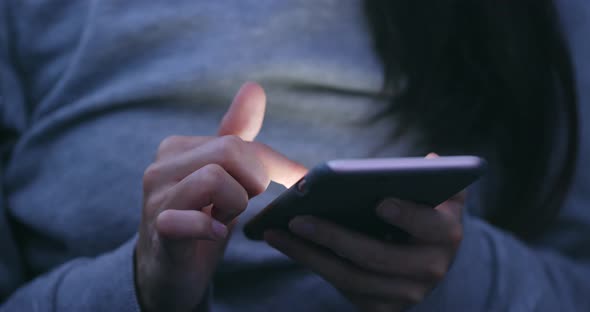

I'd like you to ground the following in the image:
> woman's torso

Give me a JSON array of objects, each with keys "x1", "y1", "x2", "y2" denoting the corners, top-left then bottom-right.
[{"x1": 3, "y1": 1, "x2": 415, "y2": 310}]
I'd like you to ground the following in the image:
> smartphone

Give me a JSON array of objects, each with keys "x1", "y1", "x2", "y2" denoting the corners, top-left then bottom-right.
[{"x1": 243, "y1": 156, "x2": 486, "y2": 241}]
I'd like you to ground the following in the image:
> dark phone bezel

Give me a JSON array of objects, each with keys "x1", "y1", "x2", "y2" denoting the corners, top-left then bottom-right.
[{"x1": 243, "y1": 156, "x2": 486, "y2": 241}]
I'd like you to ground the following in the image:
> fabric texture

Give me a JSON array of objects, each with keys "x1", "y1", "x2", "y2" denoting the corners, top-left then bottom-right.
[{"x1": 1, "y1": 0, "x2": 589, "y2": 311}]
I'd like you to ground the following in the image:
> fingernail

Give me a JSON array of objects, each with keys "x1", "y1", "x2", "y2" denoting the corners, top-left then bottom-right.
[
  {"x1": 211, "y1": 220, "x2": 228, "y2": 240},
  {"x1": 289, "y1": 217, "x2": 316, "y2": 236},
  {"x1": 425, "y1": 152, "x2": 439, "y2": 159},
  {"x1": 377, "y1": 199, "x2": 400, "y2": 220}
]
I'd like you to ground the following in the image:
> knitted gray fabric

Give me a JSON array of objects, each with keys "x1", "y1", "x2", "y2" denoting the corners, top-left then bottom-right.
[{"x1": 1, "y1": 0, "x2": 590, "y2": 311}]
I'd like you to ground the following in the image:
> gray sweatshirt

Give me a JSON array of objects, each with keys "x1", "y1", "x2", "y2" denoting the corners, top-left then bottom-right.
[{"x1": 1, "y1": 0, "x2": 589, "y2": 311}]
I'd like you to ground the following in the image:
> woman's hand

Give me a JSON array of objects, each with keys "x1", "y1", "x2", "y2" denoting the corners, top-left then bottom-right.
[
  {"x1": 265, "y1": 192, "x2": 465, "y2": 312},
  {"x1": 135, "y1": 82, "x2": 306, "y2": 312}
]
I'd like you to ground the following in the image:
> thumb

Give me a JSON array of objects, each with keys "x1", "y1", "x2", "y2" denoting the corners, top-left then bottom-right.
[{"x1": 218, "y1": 82, "x2": 266, "y2": 141}]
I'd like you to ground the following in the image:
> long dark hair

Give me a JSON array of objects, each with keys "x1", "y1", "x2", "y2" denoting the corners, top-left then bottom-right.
[{"x1": 364, "y1": 1, "x2": 579, "y2": 240}]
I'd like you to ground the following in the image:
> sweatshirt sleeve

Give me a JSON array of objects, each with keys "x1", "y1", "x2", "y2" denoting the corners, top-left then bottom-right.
[
  {"x1": 409, "y1": 211, "x2": 590, "y2": 312},
  {"x1": 0, "y1": 236, "x2": 142, "y2": 312}
]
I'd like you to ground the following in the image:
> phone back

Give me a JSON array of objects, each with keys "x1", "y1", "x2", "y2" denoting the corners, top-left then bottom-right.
[{"x1": 244, "y1": 156, "x2": 486, "y2": 241}]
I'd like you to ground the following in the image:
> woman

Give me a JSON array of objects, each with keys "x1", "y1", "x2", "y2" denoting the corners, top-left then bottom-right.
[{"x1": 1, "y1": 0, "x2": 589, "y2": 311}]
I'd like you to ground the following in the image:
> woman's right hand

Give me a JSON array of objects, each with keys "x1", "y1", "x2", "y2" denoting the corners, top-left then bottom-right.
[{"x1": 135, "y1": 82, "x2": 307, "y2": 311}]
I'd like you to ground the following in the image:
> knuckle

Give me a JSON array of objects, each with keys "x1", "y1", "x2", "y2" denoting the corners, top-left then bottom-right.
[
  {"x1": 143, "y1": 190, "x2": 170, "y2": 225},
  {"x1": 142, "y1": 163, "x2": 162, "y2": 191},
  {"x1": 158, "y1": 135, "x2": 183, "y2": 154},
  {"x1": 236, "y1": 188, "x2": 249, "y2": 213},
  {"x1": 144, "y1": 189, "x2": 167, "y2": 210},
  {"x1": 216, "y1": 135, "x2": 268, "y2": 197},
  {"x1": 402, "y1": 285, "x2": 427, "y2": 304},
  {"x1": 198, "y1": 163, "x2": 227, "y2": 186},
  {"x1": 426, "y1": 261, "x2": 448, "y2": 280},
  {"x1": 217, "y1": 135, "x2": 243, "y2": 163},
  {"x1": 448, "y1": 225, "x2": 464, "y2": 247},
  {"x1": 221, "y1": 134, "x2": 243, "y2": 146},
  {"x1": 250, "y1": 174, "x2": 269, "y2": 197}
]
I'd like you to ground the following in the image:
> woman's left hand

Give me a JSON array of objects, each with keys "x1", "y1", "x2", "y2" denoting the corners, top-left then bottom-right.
[{"x1": 264, "y1": 192, "x2": 465, "y2": 312}]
